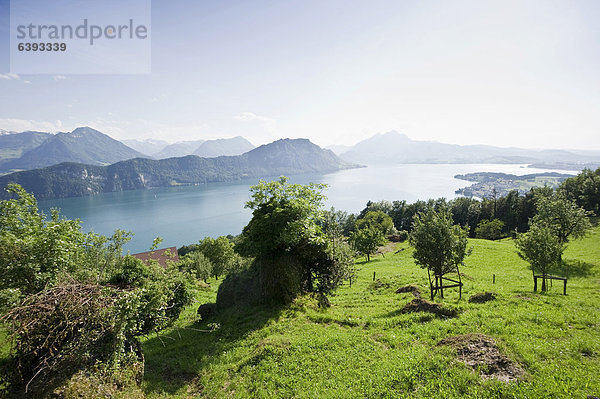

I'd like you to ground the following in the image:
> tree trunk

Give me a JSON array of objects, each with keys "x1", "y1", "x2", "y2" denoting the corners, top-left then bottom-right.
[{"x1": 541, "y1": 273, "x2": 547, "y2": 292}]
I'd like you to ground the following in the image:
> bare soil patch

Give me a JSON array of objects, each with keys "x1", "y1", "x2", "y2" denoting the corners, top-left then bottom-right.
[
  {"x1": 438, "y1": 334, "x2": 525, "y2": 382},
  {"x1": 401, "y1": 298, "x2": 458, "y2": 318},
  {"x1": 468, "y1": 292, "x2": 497, "y2": 303},
  {"x1": 395, "y1": 285, "x2": 422, "y2": 298},
  {"x1": 376, "y1": 241, "x2": 398, "y2": 255}
]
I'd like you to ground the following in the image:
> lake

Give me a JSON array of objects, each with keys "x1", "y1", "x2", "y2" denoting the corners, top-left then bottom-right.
[{"x1": 38, "y1": 164, "x2": 575, "y2": 253}]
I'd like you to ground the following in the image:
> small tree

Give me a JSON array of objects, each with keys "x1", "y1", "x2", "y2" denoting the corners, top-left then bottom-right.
[
  {"x1": 515, "y1": 223, "x2": 563, "y2": 292},
  {"x1": 350, "y1": 226, "x2": 385, "y2": 262},
  {"x1": 225, "y1": 176, "x2": 353, "y2": 305},
  {"x1": 178, "y1": 251, "x2": 213, "y2": 281},
  {"x1": 475, "y1": 219, "x2": 504, "y2": 240},
  {"x1": 532, "y1": 193, "x2": 592, "y2": 266},
  {"x1": 355, "y1": 210, "x2": 395, "y2": 235},
  {"x1": 198, "y1": 236, "x2": 236, "y2": 279},
  {"x1": 533, "y1": 193, "x2": 592, "y2": 246},
  {"x1": 409, "y1": 208, "x2": 471, "y2": 299}
]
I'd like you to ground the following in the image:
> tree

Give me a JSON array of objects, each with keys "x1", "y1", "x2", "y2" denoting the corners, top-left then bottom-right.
[
  {"x1": 0, "y1": 184, "x2": 194, "y2": 395},
  {"x1": 350, "y1": 226, "x2": 385, "y2": 262},
  {"x1": 409, "y1": 208, "x2": 471, "y2": 299},
  {"x1": 355, "y1": 210, "x2": 395, "y2": 235},
  {"x1": 178, "y1": 251, "x2": 213, "y2": 281},
  {"x1": 515, "y1": 223, "x2": 563, "y2": 292},
  {"x1": 475, "y1": 219, "x2": 505, "y2": 240},
  {"x1": 198, "y1": 236, "x2": 236, "y2": 279},
  {"x1": 532, "y1": 193, "x2": 592, "y2": 263},
  {"x1": 0, "y1": 184, "x2": 87, "y2": 305},
  {"x1": 226, "y1": 176, "x2": 353, "y2": 305},
  {"x1": 559, "y1": 167, "x2": 600, "y2": 215}
]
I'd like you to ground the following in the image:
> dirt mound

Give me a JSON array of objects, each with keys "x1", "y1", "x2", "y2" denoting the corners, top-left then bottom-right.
[
  {"x1": 401, "y1": 298, "x2": 458, "y2": 318},
  {"x1": 197, "y1": 303, "x2": 217, "y2": 320},
  {"x1": 395, "y1": 285, "x2": 421, "y2": 298},
  {"x1": 468, "y1": 292, "x2": 497, "y2": 303},
  {"x1": 438, "y1": 334, "x2": 524, "y2": 382}
]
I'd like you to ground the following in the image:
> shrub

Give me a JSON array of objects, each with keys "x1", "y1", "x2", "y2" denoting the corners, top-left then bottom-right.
[{"x1": 475, "y1": 219, "x2": 505, "y2": 240}]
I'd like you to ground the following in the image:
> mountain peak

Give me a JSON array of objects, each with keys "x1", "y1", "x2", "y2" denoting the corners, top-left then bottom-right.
[
  {"x1": 0, "y1": 127, "x2": 146, "y2": 173},
  {"x1": 70, "y1": 126, "x2": 103, "y2": 137}
]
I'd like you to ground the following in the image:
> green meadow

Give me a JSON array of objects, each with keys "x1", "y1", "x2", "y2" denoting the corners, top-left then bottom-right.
[{"x1": 134, "y1": 227, "x2": 600, "y2": 398}]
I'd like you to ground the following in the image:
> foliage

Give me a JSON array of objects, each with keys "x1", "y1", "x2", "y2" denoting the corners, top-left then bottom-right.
[
  {"x1": 177, "y1": 243, "x2": 200, "y2": 257},
  {"x1": 355, "y1": 210, "x2": 395, "y2": 235},
  {"x1": 0, "y1": 185, "x2": 194, "y2": 395},
  {"x1": 178, "y1": 251, "x2": 213, "y2": 281},
  {"x1": 198, "y1": 236, "x2": 236, "y2": 279},
  {"x1": 409, "y1": 208, "x2": 471, "y2": 278},
  {"x1": 320, "y1": 207, "x2": 355, "y2": 237},
  {"x1": 532, "y1": 192, "x2": 593, "y2": 246},
  {"x1": 515, "y1": 223, "x2": 564, "y2": 291},
  {"x1": 229, "y1": 177, "x2": 353, "y2": 304},
  {"x1": 475, "y1": 219, "x2": 505, "y2": 240},
  {"x1": 0, "y1": 184, "x2": 87, "y2": 306},
  {"x1": 560, "y1": 167, "x2": 600, "y2": 215},
  {"x1": 139, "y1": 227, "x2": 600, "y2": 398},
  {"x1": 350, "y1": 226, "x2": 385, "y2": 262},
  {"x1": 237, "y1": 176, "x2": 327, "y2": 258},
  {"x1": 1, "y1": 284, "x2": 140, "y2": 396}
]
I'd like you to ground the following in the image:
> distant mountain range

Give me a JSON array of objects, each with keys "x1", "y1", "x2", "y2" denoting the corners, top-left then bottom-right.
[
  {"x1": 0, "y1": 128, "x2": 258, "y2": 173},
  {"x1": 193, "y1": 136, "x2": 254, "y2": 158},
  {"x1": 122, "y1": 139, "x2": 170, "y2": 157},
  {"x1": 0, "y1": 127, "x2": 147, "y2": 173},
  {"x1": 2, "y1": 126, "x2": 599, "y2": 180},
  {"x1": 126, "y1": 136, "x2": 255, "y2": 159},
  {"x1": 0, "y1": 131, "x2": 53, "y2": 165},
  {"x1": 338, "y1": 131, "x2": 600, "y2": 167},
  {"x1": 0, "y1": 138, "x2": 357, "y2": 200},
  {"x1": 152, "y1": 139, "x2": 206, "y2": 158}
]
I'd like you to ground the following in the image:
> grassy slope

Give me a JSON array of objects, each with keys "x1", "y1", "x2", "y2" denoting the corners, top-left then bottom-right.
[{"x1": 140, "y1": 227, "x2": 600, "y2": 398}]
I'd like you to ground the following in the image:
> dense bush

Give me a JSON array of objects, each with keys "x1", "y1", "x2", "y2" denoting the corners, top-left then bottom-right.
[
  {"x1": 475, "y1": 219, "x2": 505, "y2": 240},
  {"x1": 559, "y1": 167, "x2": 600, "y2": 215},
  {"x1": 222, "y1": 177, "x2": 354, "y2": 307},
  {"x1": 0, "y1": 184, "x2": 194, "y2": 396}
]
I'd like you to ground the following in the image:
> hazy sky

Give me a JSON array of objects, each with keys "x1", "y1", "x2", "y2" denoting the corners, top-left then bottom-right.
[{"x1": 1, "y1": 0, "x2": 599, "y2": 149}]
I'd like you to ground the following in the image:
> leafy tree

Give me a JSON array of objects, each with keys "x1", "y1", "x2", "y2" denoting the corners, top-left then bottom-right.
[
  {"x1": 236, "y1": 177, "x2": 327, "y2": 258},
  {"x1": 532, "y1": 193, "x2": 592, "y2": 249},
  {"x1": 198, "y1": 236, "x2": 236, "y2": 279},
  {"x1": 0, "y1": 184, "x2": 86, "y2": 304},
  {"x1": 358, "y1": 200, "x2": 393, "y2": 218},
  {"x1": 178, "y1": 251, "x2": 213, "y2": 281},
  {"x1": 450, "y1": 196, "x2": 481, "y2": 236},
  {"x1": 475, "y1": 219, "x2": 505, "y2": 240},
  {"x1": 350, "y1": 226, "x2": 385, "y2": 262},
  {"x1": 227, "y1": 176, "x2": 353, "y2": 305},
  {"x1": 177, "y1": 243, "x2": 200, "y2": 257},
  {"x1": 559, "y1": 167, "x2": 600, "y2": 216},
  {"x1": 515, "y1": 223, "x2": 563, "y2": 292},
  {"x1": 356, "y1": 210, "x2": 395, "y2": 235},
  {"x1": 0, "y1": 184, "x2": 194, "y2": 394},
  {"x1": 409, "y1": 208, "x2": 471, "y2": 299},
  {"x1": 320, "y1": 207, "x2": 352, "y2": 238}
]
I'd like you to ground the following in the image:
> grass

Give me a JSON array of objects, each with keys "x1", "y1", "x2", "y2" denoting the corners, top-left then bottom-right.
[
  {"x1": 135, "y1": 227, "x2": 600, "y2": 398},
  {"x1": 1, "y1": 228, "x2": 597, "y2": 397}
]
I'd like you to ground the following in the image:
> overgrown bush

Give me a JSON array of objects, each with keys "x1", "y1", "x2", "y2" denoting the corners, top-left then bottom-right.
[
  {"x1": 222, "y1": 177, "x2": 354, "y2": 307},
  {"x1": 1, "y1": 284, "x2": 138, "y2": 395},
  {"x1": 0, "y1": 185, "x2": 194, "y2": 396},
  {"x1": 475, "y1": 219, "x2": 505, "y2": 240}
]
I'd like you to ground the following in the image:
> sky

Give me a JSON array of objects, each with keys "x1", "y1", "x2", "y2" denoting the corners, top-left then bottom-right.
[{"x1": 1, "y1": 0, "x2": 599, "y2": 150}]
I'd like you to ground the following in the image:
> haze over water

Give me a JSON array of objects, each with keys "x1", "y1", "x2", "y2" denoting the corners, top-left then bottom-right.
[{"x1": 38, "y1": 164, "x2": 575, "y2": 253}]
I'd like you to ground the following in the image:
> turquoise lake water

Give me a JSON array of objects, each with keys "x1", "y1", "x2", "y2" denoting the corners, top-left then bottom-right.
[{"x1": 38, "y1": 164, "x2": 574, "y2": 253}]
